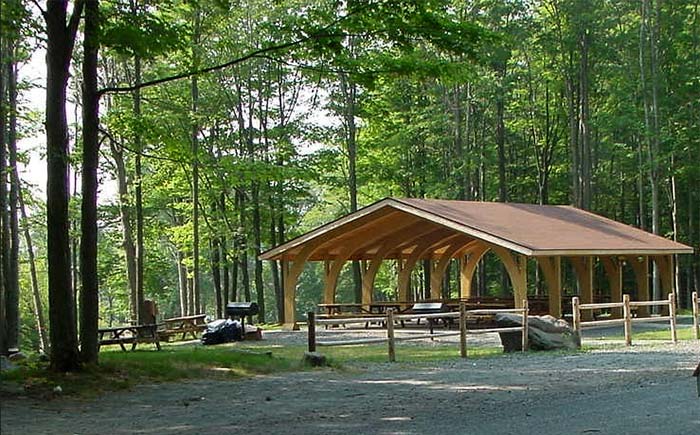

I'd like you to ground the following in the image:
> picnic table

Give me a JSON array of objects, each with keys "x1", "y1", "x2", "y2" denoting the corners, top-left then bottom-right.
[
  {"x1": 161, "y1": 313, "x2": 207, "y2": 341},
  {"x1": 97, "y1": 324, "x2": 161, "y2": 352}
]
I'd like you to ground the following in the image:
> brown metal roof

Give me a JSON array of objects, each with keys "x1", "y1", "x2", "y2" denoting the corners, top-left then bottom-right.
[{"x1": 260, "y1": 198, "x2": 694, "y2": 261}]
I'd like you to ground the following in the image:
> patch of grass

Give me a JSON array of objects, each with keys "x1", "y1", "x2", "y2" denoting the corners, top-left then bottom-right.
[{"x1": 0, "y1": 343, "x2": 301, "y2": 399}]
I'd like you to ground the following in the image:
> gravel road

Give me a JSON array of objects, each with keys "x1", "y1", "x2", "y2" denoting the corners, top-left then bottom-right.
[{"x1": 2, "y1": 329, "x2": 699, "y2": 435}]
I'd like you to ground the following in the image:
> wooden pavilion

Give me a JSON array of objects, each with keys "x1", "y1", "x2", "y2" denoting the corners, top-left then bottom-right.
[{"x1": 260, "y1": 198, "x2": 693, "y2": 330}]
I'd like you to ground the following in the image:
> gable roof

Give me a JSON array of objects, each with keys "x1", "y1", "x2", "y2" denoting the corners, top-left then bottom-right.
[{"x1": 259, "y1": 198, "x2": 693, "y2": 261}]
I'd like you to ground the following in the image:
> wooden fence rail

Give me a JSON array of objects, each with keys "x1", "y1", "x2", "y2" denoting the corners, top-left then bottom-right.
[
  {"x1": 307, "y1": 300, "x2": 529, "y2": 362},
  {"x1": 572, "y1": 293, "x2": 683, "y2": 346}
]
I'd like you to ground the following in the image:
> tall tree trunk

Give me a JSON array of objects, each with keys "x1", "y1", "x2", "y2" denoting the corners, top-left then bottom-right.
[
  {"x1": 45, "y1": 0, "x2": 83, "y2": 371},
  {"x1": 109, "y1": 142, "x2": 137, "y2": 320},
  {"x1": 211, "y1": 236, "x2": 223, "y2": 318},
  {"x1": 5, "y1": 39, "x2": 20, "y2": 352},
  {"x1": 15, "y1": 171, "x2": 48, "y2": 352},
  {"x1": 496, "y1": 62, "x2": 507, "y2": 203},
  {"x1": 268, "y1": 186, "x2": 282, "y2": 322},
  {"x1": 176, "y1": 250, "x2": 187, "y2": 316},
  {"x1": 79, "y1": 0, "x2": 100, "y2": 364},
  {"x1": 0, "y1": 7, "x2": 7, "y2": 355},
  {"x1": 578, "y1": 18, "x2": 592, "y2": 211},
  {"x1": 340, "y1": 73, "x2": 362, "y2": 303},
  {"x1": 133, "y1": 54, "x2": 146, "y2": 323},
  {"x1": 191, "y1": 9, "x2": 202, "y2": 315},
  {"x1": 220, "y1": 193, "x2": 230, "y2": 304},
  {"x1": 252, "y1": 183, "x2": 265, "y2": 323}
]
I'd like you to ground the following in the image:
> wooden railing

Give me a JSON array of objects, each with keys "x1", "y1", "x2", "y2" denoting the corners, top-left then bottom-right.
[
  {"x1": 571, "y1": 293, "x2": 682, "y2": 346},
  {"x1": 307, "y1": 300, "x2": 529, "y2": 362}
]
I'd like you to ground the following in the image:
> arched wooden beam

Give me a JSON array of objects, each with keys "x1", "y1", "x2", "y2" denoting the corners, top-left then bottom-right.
[
  {"x1": 360, "y1": 224, "x2": 444, "y2": 305},
  {"x1": 282, "y1": 213, "x2": 414, "y2": 328},
  {"x1": 283, "y1": 238, "x2": 329, "y2": 329},
  {"x1": 569, "y1": 256, "x2": 594, "y2": 321},
  {"x1": 600, "y1": 256, "x2": 622, "y2": 318},
  {"x1": 459, "y1": 242, "x2": 490, "y2": 299},
  {"x1": 537, "y1": 256, "x2": 562, "y2": 318},
  {"x1": 430, "y1": 237, "x2": 475, "y2": 297},
  {"x1": 627, "y1": 255, "x2": 650, "y2": 317},
  {"x1": 321, "y1": 220, "x2": 432, "y2": 304},
  {"x1": 489, "y1": 245, "x2": 528, "y2": 309},
  {"x1": 397, "y1": 231, "x2": 463, "y2": 302}
]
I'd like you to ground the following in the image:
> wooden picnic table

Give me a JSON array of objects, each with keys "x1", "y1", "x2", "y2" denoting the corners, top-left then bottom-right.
[
  {"x1": 97, "y1": 324, "x2": 161, "y2": 352},
  {"x1": 161, "y1": 313, "x2": 207, "y2": 341}
]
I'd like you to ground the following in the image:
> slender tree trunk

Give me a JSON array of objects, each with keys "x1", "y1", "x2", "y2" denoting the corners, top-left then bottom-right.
[
  {"x1": 133, "y1": 54, "x2": 146, "y2": 323},
  {"x1": 496, "y1": 62, "x2": 507, "y2": 203},
  {"x1": 269, "y1": 186, "x2": 282, "y2": 322},
  {"x1": 191, "y1": 9, "x2": 202, "y2": 315},
  {"x1": 0, "y1": 10, "x2": 7, "y2": 355},
  {"x1": 211, "y1": 237, "x2": 222, "y2": 318},
  {"x1": 45, "y1": 0, "x2": 83, "y2": 371},
  {"x1": 79, "y1": 0, "x2": 100, "y2": 364},
  {"x1": 177, "y1": 250, "x2": 187, "y2": 316},
  {"x1": 5, "y1": 40, "x2": 20, "y2": 351},
  {"x1": 578, "y1": 19, "x2": 592, "y2": 211},
  {"x1": 109, "y1": 143, "x2": 137, "y2": 320},
  {"x1": 252, "y1": 183, "x2": 265, "y2": 323},
  {"x1": 220, "y1": 194, "x2": 230, "y2": 304},
  {"x1": 15, "y1": 171, "x2": 48, "y2": 352},
  {"x1": 340, "y1": 74, "x2": 362, "y2": 303}
]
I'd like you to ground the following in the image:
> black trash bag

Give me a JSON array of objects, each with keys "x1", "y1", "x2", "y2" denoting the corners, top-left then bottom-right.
[{"x1": 201, "y1": 319, "x2": 242, "y2": 345}]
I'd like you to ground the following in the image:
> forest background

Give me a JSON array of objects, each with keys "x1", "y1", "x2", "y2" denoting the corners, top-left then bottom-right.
[{"x1": 0, "y1": 0, "x2": 698, "y2": 365}]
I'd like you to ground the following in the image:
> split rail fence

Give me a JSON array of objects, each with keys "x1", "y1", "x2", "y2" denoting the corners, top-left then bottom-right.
[
  {"x1": 307, "y1": 300, "x2": 529, "y2": 362},
  {"x1": 572, "y1": 291, "x2": 700, "y2": 345}
]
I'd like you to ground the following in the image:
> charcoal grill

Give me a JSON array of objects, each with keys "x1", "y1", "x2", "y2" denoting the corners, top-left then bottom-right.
[{"x1": 225, "y1": 302, "x2": 259, "y2": 339}]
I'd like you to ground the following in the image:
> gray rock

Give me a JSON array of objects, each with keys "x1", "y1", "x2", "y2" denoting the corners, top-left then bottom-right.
[
  {"x1": 8, "y1": 351, "x2": 27, "y2": 362},
  {"x1": 0, "y1": 356, "x2": 17, "y2": 372},
  {"x1": 302, "y1": 351, "x2": 328, "y2": 367},
  {"x1": 494, "y1": 313, "x2": 580, "y2": 352}
]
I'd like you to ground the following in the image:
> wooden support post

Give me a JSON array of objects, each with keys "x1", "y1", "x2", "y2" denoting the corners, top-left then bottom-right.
[
  {"x1": 623, "y1": 294, "x2": 632, "y2": 346},
  {"x1": 668, "y1": 293, "x2": 677, "y2": 344},
  {"x1": 387, "y1": 309, "x2": 396, "y2": 362},
  {"x1": 570, "y1": 256, "x2": 594, "y2": 321},
  {"x1": 459, "y1": 245, "x2": 488, "y2": 299},
  {"x1": 459, "y1": 302, "x2": 467, "y2": 358},
  {"x1": 430, "y1": 240, "x2": 471, "y2": 298},
  {"x1": 281, "y1": 260, "x2": 299, "y2": 330},
  {"x1": 538, "y1": 256, "x2": 562, "y2": 318},
  {"x1": 601, "y1": 257, "x2": 623, "y2": 318},
  {"x1": 693, "y1": 292, "x2": 699, "y2": 340},
  {"x1": 522, "y1": 299, "x2": 529, "y2": 352},
  {"x1": 307, "y1": 311, "x2": 316, "y2": 352},
  {"x1": 629, "y1": 256, "x2": 650, "y2": 317},
  {"x1": 572, "y1": 296, "x2": 581, "y2": 343},
  {"x1": 654, "y1": 256, "x2": 674, "y2": 316},
  {"x1": 491, "y1": 246, "x2": 527, "y2": 309}
]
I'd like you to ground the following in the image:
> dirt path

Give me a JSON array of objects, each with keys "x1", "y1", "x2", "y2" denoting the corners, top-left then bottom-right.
[{"x1": 2, "y1": 338, "x2": 698, "y2": 435}]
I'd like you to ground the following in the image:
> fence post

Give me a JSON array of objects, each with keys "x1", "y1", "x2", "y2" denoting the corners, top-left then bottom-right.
[
  {"x1": 459, "y1": 302, "x2": 467, "y2": 358},
  {"x1": 307, "y1": 312, "x2": 316, "y2": 352},
  {"x1": 623, "y1": 294, "x2": 632, "y2": 346},
  {"x1": 693, "y1": 292, "x2": 699, "y2": 340},
  {"x1": 522, "y1": 299, "x2": 529, "y2": 352},
  {"x1": 387, "y1": 309, "x2": 396, "y2": 362},
  {"x1": 669, "y1": 293, "x2": 677, "y2": 344},
  {"x1": 572, "y1": 297, "x2": 581, "y2": 342}
]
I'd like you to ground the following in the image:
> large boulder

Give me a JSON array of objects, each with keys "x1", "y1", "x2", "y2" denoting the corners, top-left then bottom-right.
[{"x1": 494, "y1": 313, "x2": 580, "y2": 352}]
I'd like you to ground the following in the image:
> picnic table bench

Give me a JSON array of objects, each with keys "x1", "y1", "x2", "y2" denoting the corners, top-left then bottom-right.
[
  {"x1": 160, "y1": 314, "x2": 207, "y2": 341},
  {"x1": 97, "y1": 324, "x2": 161, "y2": 352}
]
